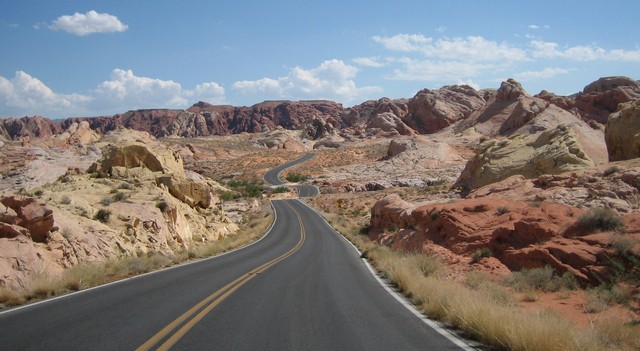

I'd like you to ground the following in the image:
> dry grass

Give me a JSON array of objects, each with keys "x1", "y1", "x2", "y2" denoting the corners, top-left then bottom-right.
[
  {"x1": 311, "y1": 199, "x2": 635, "y2": 351},
  {"x1": 0, "y1": 200, "x2": 274, "y2": 309}
]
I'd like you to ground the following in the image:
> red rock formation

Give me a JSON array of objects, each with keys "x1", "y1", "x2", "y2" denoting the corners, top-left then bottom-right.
[
  {"x1": 0, "y1": 116, "x2": 60, "y2": 140},
  {"x1": 404, "y1": 85, "x2": 486, "y2": 134},
  {"x1": 369, "y1": 194, "x2": 638, "y2": 285},
  {"x1": 0, "y1": 196, "x2": 54, "y2": 243},
  {"x1": 575, "y1": 76, "x2": 640, "y2": 124}
]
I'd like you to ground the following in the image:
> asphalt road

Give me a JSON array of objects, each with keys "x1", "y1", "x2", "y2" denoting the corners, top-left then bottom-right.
[
  {"x1": 263, "y1": 153, "x2": 319, "y2": 197},
  {"x1": 0, "y1": 157, "x2": 470, "y2": 350}
]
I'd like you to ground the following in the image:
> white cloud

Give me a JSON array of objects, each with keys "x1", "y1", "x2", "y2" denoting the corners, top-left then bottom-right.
[
  {"x1": 0, "y1": 69, "x2": 226, "y2": 118},
  {"x1": 387, "y1": 57, "x2": 493, "y2": 81},
  {"x1": 190, "y1": 82, "x2": 227, "y2": 104},
  {"x1": 528, "y1": 24, "x2": 540, "y2": 29},
  {"x1": 233, "y1": 59, "x2": 381, "y2": 103},
  {"x1": 435, "y1": 26, "x2": 447, "y2": 33},
  {"x1": 0, "y1": 71, "x2": 92, "y2": 116},
  {"x1": 372, "y1": 34, "x2": 528, "y2": 62},
  {"x1": 514, "y1": 67, "x2": 572, "y2": 80},
  {"x1": 49, "y1": 10, "x2": 128, "y2": 36},
  {"x1": 353, "y1": 57, "x2": 385, "y2": 68},
  {"x1": 95, "y1": 69, "x2": 227, "y2": 110},
  {"x1": 530, "y1": 40, "x2": 640, "y2": 62}
]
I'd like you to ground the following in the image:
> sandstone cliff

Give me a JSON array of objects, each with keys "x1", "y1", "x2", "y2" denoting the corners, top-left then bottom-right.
[
  {"x1": 605, "y1": 99, "x2": 640, "y2": 161},
  {"x1": 453, "y1": 124, "x2": 595, "y2": 192}
]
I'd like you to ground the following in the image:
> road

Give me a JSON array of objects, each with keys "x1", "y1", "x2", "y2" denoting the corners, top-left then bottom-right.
[
  {"x1": 263, "y1": 153, "x2": 319, "y2": 197},
  {"x1": 0, "y1": 159, "x2": 470, "y2": 350}
]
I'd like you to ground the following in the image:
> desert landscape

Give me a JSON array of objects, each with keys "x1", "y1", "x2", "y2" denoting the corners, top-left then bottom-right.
[{"x1": 1, "y1": 76, "x2": 640, "y2": 349}]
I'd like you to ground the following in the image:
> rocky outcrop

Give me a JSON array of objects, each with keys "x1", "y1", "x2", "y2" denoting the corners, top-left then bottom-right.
[
  {"x1": 575, "y1": 76, "x2": 640, "y2": 124},
  {"x1": 0, "y1": 116, "x2": 60, "y2": 140},
  {"x1": 453, "y1": 125, "x2": 594, "y2": 191},
  {"x1": 470, "y1": 159, "x2": 640, "y2": 214},
  {"x1": 0, "y1": 196, "x2": 54, "y2": 243},
  {"x1": 460, "y1": 79, "x2": 608, "y2": 165},
  {"x1": 404, "y1": 85, "x2": 486, "y2": 134},
  {"x1": 605, "y1": 99, "x2": 640, "y2": 161},
  {"x1": 369, "y1": 194, "x2": 639, "y2": 285}
]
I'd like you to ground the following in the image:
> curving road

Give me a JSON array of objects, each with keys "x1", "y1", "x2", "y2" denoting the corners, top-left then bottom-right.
[
  {"x1": 0, "y1": 158, "x2": 471, "y2": 350},
  {"x1": 263, "y1": 153, "x2": 319, "y2": 197}
]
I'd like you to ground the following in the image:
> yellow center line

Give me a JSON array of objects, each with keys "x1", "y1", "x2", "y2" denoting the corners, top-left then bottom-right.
[{"x1": 136, "y1": 201, "x2": 306, "y2": 351}]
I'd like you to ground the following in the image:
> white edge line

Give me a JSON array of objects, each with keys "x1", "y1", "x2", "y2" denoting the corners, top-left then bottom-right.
[
  {"x1": 294, "y1": 199, "x2": 477, "y2": 351},
  {"x1": 0, "y1": 201, "x2": 279, "y2": 316}
]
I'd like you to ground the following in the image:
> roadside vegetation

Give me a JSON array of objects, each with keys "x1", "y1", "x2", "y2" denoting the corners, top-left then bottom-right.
[
  {"x1": 308, "y1": 195, "x2": 640, "y2": 351},
  {"x1": 0, "y1": 200, "x2": 274, "y2": 309},
  {"x1": 285, "y1": 172, "x2": 309, "y2": 183}
]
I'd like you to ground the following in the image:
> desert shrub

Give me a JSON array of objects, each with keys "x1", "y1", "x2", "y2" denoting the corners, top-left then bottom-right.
[
  {"x1": 113, "y1": 191, "x2": 127, "y2": 202},
  {"x1": 225, "y1": 179, "x2": 263, "y2": 198},
  {"x1": 577, "y1": 208, "x2": 624, "y2": 233},
  {"x1": 495, "y1": 206, "x2": 510, "y2": 215},
  {"x1": 100, "y1": 197, "x2": 113, "y2": 206},
  {"x1": 504, "y1": 266, "x2": 577, "y2": 292},
  {"x1": 156, "y1": 201, "x2": 169, "y2": 212},
  {"x1": 118, "y1": 182, "x2": 133, "y2": 190},
  {"x1": 33, "y1": 190, "x2": 43, "y2": 197},
  {"x1": 109, "y1": 188, "x2": 118, "y2": 194},
  {"x1": 272, "y1": 186, "x2": 289, "y2": 194},
  {"x1": 286, "y1": 172, "x2": 308, "y2": 183},
  {"x1": 94, "y1": 209, "x2": 111, "y2": 223},
  {"x1": 219, "y1": 190, "x2": 236, "y2": 201},
  {"x1": 60, "y1": 195, "x2": 72, "y2": 205},
  {"x1": 603, "y1": 166, "x2": 621, "y2": 177},
  {"x1": 471, "y1": 247, "x2": 492, "y2": 263},
  {"x1": 611, "y1": 235, "x2": 638, "y2": 256}
]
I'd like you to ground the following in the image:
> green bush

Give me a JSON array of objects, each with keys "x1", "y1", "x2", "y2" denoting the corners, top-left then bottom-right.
[
  {"x1": 113, "y1": 191, "x2": 127, "y2": 202},
  {"x1": 577, "y1": 208, "x2": 624, "y2": 233},
  {"x1": 471, "y1": 247, "x2": 492, "y2": 263},
  {"x1": 156, "y1": 201, "x2": 169, "y2": 212},
  {"x1": 272, "y1": 187, "x2": 289, "y2": 194},
  {"x1": 286, "y1": 172, "x2": 308, "y2": 183},
  {"x1": 495, "y1": 206, "x2": 510, "y2": 216},
  {"x1": 93, "y1": 209, "x2": 111, "y2": 223},
  {"x1": 504, "y1": 266, "x2": 578, "y2": 292},
  {"x1": 220, "y1": 191, "x2": 236, "y2": 201}
]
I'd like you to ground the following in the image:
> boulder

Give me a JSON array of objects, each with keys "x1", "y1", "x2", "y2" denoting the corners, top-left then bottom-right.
[
  {"x1": 453, "y1": 124, "x2": 594, "y2": 191},
  {"x1": 0, "y1": 196, "x2": 54, "y2": 243},
  {"x1": 605, "y1": 99, "x2": 640, "y2": 161}
]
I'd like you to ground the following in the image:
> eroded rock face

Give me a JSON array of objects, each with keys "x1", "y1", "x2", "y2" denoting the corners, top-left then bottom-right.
[
  {"x1": 605, "y1": 99, "x2": 640, "y2": 161},
  {"x1": 405, "y1": 85, "x2": 486, "y2": 134},
  {"x1": 453, "y1": 125, "x2": 594, "y2": 191},
  {"x1": 0, "y1": 196, "x2": 54, "y2": 243},
  {"x1": 0, "y1": 116, "x2": 60, "y2": 140},
  {"x1": 575, "y1": 76, "x2": 640, "y2": 124},
  {"x1": 369, "y1": 194, "x2": 639, "y2": 285}
]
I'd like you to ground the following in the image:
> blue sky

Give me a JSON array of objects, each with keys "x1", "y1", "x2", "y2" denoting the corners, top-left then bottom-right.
[{"x1": 1, "y1": 0, "x2": 639, "y2": 118}]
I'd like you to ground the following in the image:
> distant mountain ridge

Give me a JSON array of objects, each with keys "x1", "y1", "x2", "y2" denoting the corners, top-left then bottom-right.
[{"x1": 0, "y1": 76, "x2": 638, "y2": 141}]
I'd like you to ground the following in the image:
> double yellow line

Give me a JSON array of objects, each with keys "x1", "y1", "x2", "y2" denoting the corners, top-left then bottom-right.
[{"x1": 136, "y1": 202, "x2": 306, "y2": 351}]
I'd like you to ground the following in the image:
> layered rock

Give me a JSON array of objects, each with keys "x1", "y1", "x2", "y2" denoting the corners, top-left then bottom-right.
[
  {"x1": 605, "y1": 99, "x2": 640, "y2": 161},
  {"x1": 0, "y1": 116, "x2": 60, "y2": 140},
  {"x1": 575, "y1": 76, "x2": 640, "y2": 124},
  {"x1": 404, "y1": 85, "x2": 486, "y2": 134},
  {"x1": 460, "y1": 79, "x2": 607, "y2": 165},
  {"x1": 369, "y1": 194, "x2": 639, "y2": 285},
  {"x1": 453, "y1": 124, "x2": 594, "y2": 191}
]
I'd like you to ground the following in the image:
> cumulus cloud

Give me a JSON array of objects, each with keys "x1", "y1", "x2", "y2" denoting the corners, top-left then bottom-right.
[
  {"x1": 49, "y1": 10, "x2": 128, "y2": 36},
  {"x1": 514, "y1": 67, "x2": 572, "y2": 80},
  {"x1": 233, "y1": 59, "x2": 381, "y2": 102},
  {"x1": 372, "y1": 34, "x2": 528, "y2": 62},
  {"x1": 0, "y1": 71, "x2": 92, "y2": 116},
  {"x1": 0, "y1": 69, "x2": 226, "y2": 118},
  {"x1": 95, "y1": 69, "x2": 226, "y2": 110},
  {"x1": 530, "y1": 40, "x2": 640, "y2": 62}
]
